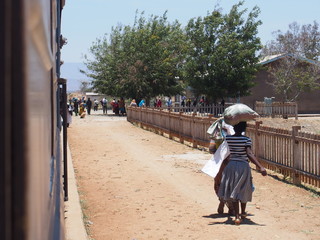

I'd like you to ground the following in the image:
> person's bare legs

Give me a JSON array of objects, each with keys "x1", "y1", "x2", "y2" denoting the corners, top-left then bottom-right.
[
  {"x1": 240, "y1": 202, "x2": 247, "y2": 219},
  {"x1": 232, "y1": 201, "x2": 241, "y2": 225},
  {"x1": 226, "y1": 200, "x2": 235, "y2": 215},
  {"x1": 217, "y1": 199, "x2": 225, "y2": 214}
]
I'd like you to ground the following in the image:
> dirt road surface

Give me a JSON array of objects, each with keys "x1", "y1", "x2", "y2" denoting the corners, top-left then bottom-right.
[{"x1": 68, "y1": 111, "x2": 320, "y2": 240}]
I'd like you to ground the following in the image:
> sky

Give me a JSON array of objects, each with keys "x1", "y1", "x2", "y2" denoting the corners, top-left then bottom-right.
[{"x1": 61, "y1": 0, "x2": 320, "y2": 63}]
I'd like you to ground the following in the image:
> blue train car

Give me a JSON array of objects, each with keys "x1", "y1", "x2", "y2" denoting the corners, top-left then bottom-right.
[{"x1": 0, "y1": 0, "x2": 68, "y2": 239}]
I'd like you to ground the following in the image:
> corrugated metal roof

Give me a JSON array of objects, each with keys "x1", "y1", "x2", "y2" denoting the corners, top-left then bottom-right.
[
  {"x1": 259, "y1": 53, "x2": 320, "y2": 66},
  {"x1": 85, "y1": 92, "x2": 101, "y2": 96},
  {"x1": 258, "y1": 53, "x2": 286, "y2": 64}
]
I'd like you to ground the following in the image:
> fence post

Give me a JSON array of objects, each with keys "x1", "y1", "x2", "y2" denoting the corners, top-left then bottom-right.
[
  {"x1": 254, "y1": 121, "x2": 262, "y2": 155},
  {"x1": 168, "y1": 109, "x2": 173, "y2": 139},
  {"x1": 138, "y1": 107, "x2": 142, "y2": 127},
  {"x1": 254, "y1": 121, "x2": 262, "y2": 170},
  {"x1": 295, "y1": 103, "x2": 298, "y2": 120},
  {"x1": 191, "y1": 112, "x2": 197, "y2": 148},
  {"x1": 159, "y1": 109, "x2": 163, "y2": 136},
  {"x1": 292, "y1": 126, "x2": 301, "y2": 185},
  {"x1": 179, "y1": 111, "x2": 184, "y2": 143}
]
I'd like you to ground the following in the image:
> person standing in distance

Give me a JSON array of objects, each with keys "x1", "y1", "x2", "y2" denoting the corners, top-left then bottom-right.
[{"x1": 86, "y1": 98, "x2": 92, "y2": 115}]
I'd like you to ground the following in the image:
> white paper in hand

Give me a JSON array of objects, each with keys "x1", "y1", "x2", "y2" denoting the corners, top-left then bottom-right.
[{"x1": 201, "y1": 140, "x2": 230, "y2": 178}]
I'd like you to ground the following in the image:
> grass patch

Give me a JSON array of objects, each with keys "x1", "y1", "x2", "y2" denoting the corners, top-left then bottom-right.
[{"x1": 79, "y1": 198, "x2": 94, "y2": 237}]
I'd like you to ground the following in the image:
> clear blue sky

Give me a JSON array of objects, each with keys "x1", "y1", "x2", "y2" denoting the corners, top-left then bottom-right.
[{"x1": 61, "y1": 0, "x2": 320, "y2": 63}]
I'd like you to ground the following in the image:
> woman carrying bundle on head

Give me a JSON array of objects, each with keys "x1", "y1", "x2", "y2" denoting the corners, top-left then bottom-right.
[{"x1": 215, "y1": 121, "x2": 267, "y2": 225}]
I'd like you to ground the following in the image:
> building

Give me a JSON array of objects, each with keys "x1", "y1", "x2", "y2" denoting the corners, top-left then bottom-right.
[{"x1": 241, "y1": 53, "x2": 320, "y2": 114}]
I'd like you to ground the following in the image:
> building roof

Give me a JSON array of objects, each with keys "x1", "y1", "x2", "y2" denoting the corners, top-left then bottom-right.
[
  {"x1": 259, "y1": 53, "x2": 320, "y2": 66},
  {"x1": 85, "y1": 92, "x2": 101, "y2": 96}
]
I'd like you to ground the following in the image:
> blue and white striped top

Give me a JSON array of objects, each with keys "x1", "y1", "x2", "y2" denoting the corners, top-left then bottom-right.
[{"x1": 226, "y1": 135, "x2": 252, "y2": 162}]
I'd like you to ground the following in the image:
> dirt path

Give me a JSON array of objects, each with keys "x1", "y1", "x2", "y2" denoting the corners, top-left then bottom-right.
[{"x1": 68, "y1": 111, "x2": 320, "y2": 240}]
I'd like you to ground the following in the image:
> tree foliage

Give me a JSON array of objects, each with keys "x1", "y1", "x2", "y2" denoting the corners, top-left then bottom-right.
[
  {"x1": 261, "y1": 21, "x2": 320, "y2": 101},
  {"x1": 84, "y1": 2, "x2": 264, "y2": 103},
  {"x1": 79, "y1": 80, "x2": 92, "y2": 93},
  {"x1": 266, "y1": 56, "x2": 320, "y2": 101},
  {"x1": 183, "y1": 1, "x2": 262, "y2": 102},
  {"x1": 261, "y1": 21, "x2": 320, "y2": 61},
  {"x1": 84, "y1": 12, "x2": 187, "y2": 101}
]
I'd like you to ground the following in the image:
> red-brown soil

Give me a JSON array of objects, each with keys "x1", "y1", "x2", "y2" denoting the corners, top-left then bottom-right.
[{"x1": 68, "y1": 112, "x2": 320, "y2": 240}]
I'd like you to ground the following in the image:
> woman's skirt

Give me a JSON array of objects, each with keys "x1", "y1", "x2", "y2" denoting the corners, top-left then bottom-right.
[{"x1": 218, "y1": 160, "x2": 253, "y2": 203}]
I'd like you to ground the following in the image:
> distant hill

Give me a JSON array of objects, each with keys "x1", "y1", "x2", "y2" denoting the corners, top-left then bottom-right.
[{"x1": 60, "y1": 62, "x2": 92, "y2": 92}]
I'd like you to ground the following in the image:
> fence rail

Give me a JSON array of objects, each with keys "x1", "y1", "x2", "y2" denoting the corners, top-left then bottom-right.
[
  {"x1": 255, "y1": 101, "x2": 298, "y2": 119},
  {"x1": 145, "y1": 103, "x2": 232, "y2": 117},
  {"x1": 127, "y1": 106, "x2": 320, "y2": 188}
]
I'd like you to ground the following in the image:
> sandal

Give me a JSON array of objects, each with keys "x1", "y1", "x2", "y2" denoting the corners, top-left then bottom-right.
[
  {"x1": 234, "y1": 218, "x2": 241, "y2": 225},
  {"x1": 240, "y1": 212, "x2": 247, "y2": 219}
]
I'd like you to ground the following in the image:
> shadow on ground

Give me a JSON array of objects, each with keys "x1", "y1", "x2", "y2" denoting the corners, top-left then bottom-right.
[{"x1": 203, "y1": 213, "x2": 265, "y2": 226}]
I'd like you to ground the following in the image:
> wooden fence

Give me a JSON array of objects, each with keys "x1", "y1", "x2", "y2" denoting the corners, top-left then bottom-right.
[
  {"x1": 255, "y1": 101, "x2": 298, "y2": 119},
  {"x1": 246, "y1": 123, "x2": 320, "y2": 188},
  {"x1": 149, "y1": 103, "x2": 232, "y2": 117},
  {"x1": 127, "y1": 106, "x2": 320, "y2": 188}
]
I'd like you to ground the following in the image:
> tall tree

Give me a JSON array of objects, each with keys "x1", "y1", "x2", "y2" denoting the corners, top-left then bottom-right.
[
  {"x1": 84, "y1": 12, "x2": 187, "y2": 101},
  {"x1": 261, "y1": 21, "x2": 320, "y2": 61},
  {"x1": 183, "y1": 1, "x2": 262, "y2": 102},
  {"x1": 265, "y1": 55, "x2": 320, "y2": 101},
  {"x1": 79, "y1": 80, "x2": 92, "y2": 93},
  {"x1": 261, "y1": 21, "x2": 320, "y2": 101}
]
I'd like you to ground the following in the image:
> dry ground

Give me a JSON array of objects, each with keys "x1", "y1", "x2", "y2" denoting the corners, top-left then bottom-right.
[
  {"x1": 68, "y1": 111, "x2": 320, "y2": 240},
  {"x1": 259, "y1": 116, "x2": 320, "y2": 134}
]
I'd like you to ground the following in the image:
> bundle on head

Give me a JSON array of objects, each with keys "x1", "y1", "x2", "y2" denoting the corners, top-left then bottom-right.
[{"x1": 223, "y1": 103, "x2": 259, "y2": 126}]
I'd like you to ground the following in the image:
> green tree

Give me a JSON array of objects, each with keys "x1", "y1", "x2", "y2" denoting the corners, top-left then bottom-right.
[
  {"x1": 84, "y1": 12, "x2": 187, "y2": 102},
  {"x1": 183, "y1": 1, "x2": 262, "y2": 102}
]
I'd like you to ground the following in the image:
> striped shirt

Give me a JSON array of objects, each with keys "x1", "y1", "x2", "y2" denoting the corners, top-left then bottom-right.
[{"x1": 226, "y1": 135, "x2": 252, "y2": 162}]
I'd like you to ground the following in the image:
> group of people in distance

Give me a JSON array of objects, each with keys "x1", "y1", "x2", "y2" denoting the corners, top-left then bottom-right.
[
  {"x1": 129, "y1": 96, "x2": 226, "y2": 111},
  {"x1": 110, "y1": 97, "x2": 126, "y2": 116},
  {"x1": 68, "y1": 97, "x2": 91, "y2": 120},
  {"x1": 67, "y1": 96, "x2": 128, "y2": 117}
]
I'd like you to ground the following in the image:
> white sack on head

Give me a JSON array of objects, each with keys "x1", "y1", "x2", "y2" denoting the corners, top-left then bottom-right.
[{"x1": 223, "y1": 103, "x2": 259, "y2": 126}]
